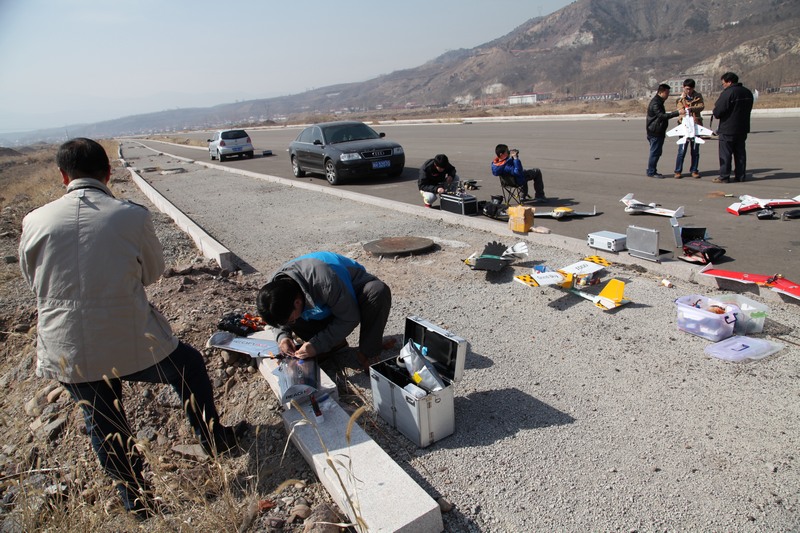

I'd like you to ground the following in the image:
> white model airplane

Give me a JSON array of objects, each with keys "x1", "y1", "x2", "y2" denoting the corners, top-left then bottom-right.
[
  {"x1": 620, "y1": 193, "x2": 684, "y2": 218},
  {"x1": 666, "y1": 108, "x2": 715, "y2": 145},
  {"x1": 514, "y1": 256, "x2": 630, "y2": 311},
  {"x1": 726, "y1": 194, "x2": 800, "y2": 216}
]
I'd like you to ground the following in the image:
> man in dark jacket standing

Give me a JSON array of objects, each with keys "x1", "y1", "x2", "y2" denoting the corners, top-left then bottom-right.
[
  {"x1": 646, "y1": 84, "x2": 684, "y2": 178},
  {"x1": 712, "y1": 72, "x2": 754, "y2": 183}
]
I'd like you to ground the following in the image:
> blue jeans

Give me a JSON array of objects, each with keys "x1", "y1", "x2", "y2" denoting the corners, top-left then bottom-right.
[
  {"x1": 646, "y1": 135, "x2": 665, "y2": 176},
  {"x1": 674, "y1": 139, "x2": 700, "y2": 174},
  {"x1": 63, "y1": 342, "x2": 222, "y2": 510}
]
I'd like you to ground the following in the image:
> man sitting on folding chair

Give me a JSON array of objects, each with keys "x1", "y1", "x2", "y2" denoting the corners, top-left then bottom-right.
[{"x1": 491, "y1": 144, "x2": 546, "y2": 204}]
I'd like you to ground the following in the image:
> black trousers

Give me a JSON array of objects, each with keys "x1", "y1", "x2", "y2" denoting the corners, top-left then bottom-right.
[{"x1": 718, "y1": 133, "x2": 748, "y2": 181}]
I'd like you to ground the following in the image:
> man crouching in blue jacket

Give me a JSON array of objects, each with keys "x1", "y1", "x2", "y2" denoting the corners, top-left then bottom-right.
[{"x1": 257, "y1": 252, "x2": 393, "y2": 370}]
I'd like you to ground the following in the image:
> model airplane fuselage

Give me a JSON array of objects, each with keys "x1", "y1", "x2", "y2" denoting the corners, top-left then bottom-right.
[
  {"x1": 514, "y1": 256, "x2": 630, "y2": 310},
  {"x1": 666, "y1": 108, "x2": 714, "y2": 145},
  {"x1": 620, "y1": 193, "x2": 685, "y2": 218},
  {"x1": 726, "y1": 194, "x2": 800, "y2": 215}
]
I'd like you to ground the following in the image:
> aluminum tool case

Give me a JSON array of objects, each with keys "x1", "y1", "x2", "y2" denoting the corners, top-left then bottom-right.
[
  {"x1": 626, "y1": 225, "x2": 673, "y2": 262},
  {"x1": 370, "y1": 316, "x2": 467, "y2": 447},
  {"x1": 440, "y1": 193, "x2": 479, "y2": 216},
  {"x1": 587, "y1": 231, "x2": 627, "y2": 252}
]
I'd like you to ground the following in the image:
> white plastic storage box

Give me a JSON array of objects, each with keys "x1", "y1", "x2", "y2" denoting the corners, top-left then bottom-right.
[
  {"x1": 713, "y1": 294, "x2": 768, "y2": 335},
  {"x1": 370, "y1": 316, "x2": 467, "y2": 447},
  {"x1": 675, "y1": 295, "x2": 740, "y2": 342}
]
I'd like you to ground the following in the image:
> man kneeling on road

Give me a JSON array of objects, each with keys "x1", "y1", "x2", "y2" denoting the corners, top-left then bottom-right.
[
  {"x1": 257, "y1": 251, "x2": 394, "y2": 370},
  {"x1": 418, "y1": 153, "x2": 458, "y2": 208}
]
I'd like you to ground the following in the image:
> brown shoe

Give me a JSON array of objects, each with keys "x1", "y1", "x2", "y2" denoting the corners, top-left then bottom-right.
[
  {"x1": 712, "y1": 177, "x2": 730, "y2": 183},
  {"x1": 673, "y1": 172, "x2": 682, "y2": 179},
  {"x1": 692, "y1": 172, "x2": 701, "y2": 179},
  {"x1": 356, "y1": 351, "x2": 378, "y2": 371}
]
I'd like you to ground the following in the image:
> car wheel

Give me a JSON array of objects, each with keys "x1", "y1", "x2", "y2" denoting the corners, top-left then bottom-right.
[
  {"x1": 291, "y1": 156, "x2": 305, "y2": 177},
  {"x1": 218, "y1": 150, "x2": 225, "y2": 162},
  {"x1": 325, "y1": 160, "x2": 340, "y2": 185},
  {"x1": 245, "y1": 151, "x2": 254, "y2": 159}
]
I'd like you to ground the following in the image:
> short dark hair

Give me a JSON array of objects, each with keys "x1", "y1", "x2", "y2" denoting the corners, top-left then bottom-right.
[
  {"x1": 721, "y1": 72, "x2": 739, "y2": 84},
  {"x1": 257, "y1": 277, "x2": 302, "y2": 327},
  {"x1": 683, "y1": 78, "x2": 696, "y2": 88},
  {"x1": 433, "y1": 154, "x2": 449, "y2": 167},
  {"x1": 657, "y1": 84, "x2": 671, "y2": 94},
  {"x1": 56, "y1": 138, "x2": 110, "y2": 181},
  {"x1": 495, "y1": 144, "x2": 509, "y2": 157}
]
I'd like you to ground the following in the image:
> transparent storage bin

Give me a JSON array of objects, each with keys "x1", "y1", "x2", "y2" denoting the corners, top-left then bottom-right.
[
  {"x1": 714, "y1": 294, "x2": 768, "y2": 335},
  {"x1": 675, "y1": 295, "x2": 739, "y2": 342}
]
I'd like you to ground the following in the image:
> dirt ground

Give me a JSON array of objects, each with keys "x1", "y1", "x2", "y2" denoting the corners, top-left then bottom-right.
[{"x1": 0, "y1": 148, "x2": 345, "y2": 532}]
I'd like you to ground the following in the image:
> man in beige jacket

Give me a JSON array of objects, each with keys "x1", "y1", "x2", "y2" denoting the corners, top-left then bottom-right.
[{"x1": 19, "y1": 138, "x2": 243, "y2": 518}]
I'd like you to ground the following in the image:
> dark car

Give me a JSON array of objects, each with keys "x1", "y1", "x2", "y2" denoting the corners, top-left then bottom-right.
[{"x1": 288, "y1": 121, "x2": 405, "y2": 185}]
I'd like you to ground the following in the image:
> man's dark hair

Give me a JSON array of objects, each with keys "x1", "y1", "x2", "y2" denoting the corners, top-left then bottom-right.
[
  {"x1": 721, "y1": 72, "x2": 739, "y2": 84},
  {"x1": 56, "y1": 138, "x2": 110, "y2": 181},
  {"x1": 495, "y1": 144, "x2": 509, "y2": 157},
  {"x1": 433, "y1": 154, "x2": 449, "y2": 167},
  {"x1": 657, "y1": 83, "x2": 671, "y2": 94},
  {"x1": 683, "y1": 79, "x2": 696, "y2": 88},
  {"x1": 257, "y1": 277, "x2": 302, "y2": 327}
]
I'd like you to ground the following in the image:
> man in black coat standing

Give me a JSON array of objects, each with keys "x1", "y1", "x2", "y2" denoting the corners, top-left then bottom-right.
[
  {"x1": 712, "y1": 72, "x2": 754, "y2": 183},
  {"x1": 646, "y1": 84, "x2": 683, "y2": 178}
]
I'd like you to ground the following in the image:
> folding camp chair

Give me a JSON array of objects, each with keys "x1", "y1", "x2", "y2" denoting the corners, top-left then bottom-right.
[{"x1": 499, "y1": 174, "x2": 524, "y2": 206}]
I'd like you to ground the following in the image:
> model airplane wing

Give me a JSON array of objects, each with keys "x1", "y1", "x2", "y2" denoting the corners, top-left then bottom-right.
[
  {"x1": 561, "y1": 260, "x2": 605, "y2": 276},
  {"x1": 727, "y1": 194, "x2": 800, "y2": 215},
  {"x1": 699, "y1": 264, "x2": 800, "y2": 301},
  {"x1": 535, "y1": 206, "x2": 597, "y2": 219},
  {"x1": 207, "y1": 331, "x2": 281, "y2": 358}
]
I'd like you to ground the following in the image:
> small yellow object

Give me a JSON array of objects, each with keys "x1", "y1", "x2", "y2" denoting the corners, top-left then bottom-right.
[{"x1": 507, "y1": 206, "x2": 534, "y2": 233}]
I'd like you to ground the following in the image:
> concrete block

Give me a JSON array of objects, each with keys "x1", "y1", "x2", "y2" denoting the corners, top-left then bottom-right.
[{"x1": 253, "y1": 332, "x2": 442, "y2": 532}]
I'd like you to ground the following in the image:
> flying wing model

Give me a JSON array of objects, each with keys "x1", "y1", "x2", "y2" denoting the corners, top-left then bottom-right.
[
  {"x1": 666, "y1": 109, "x2": 715, "y2": 144},
  {"x1": 620, "y1": 193, "x2": 685, "y2": 218},
  {"x1": 514, "y1": 255, "x2": 630, "y2": 310},
  {"x1": 534, "y1": 206, "x2": 598, "y2": 219},
  {"x1": 726, "y1": 194, "x2": 800, "y2": 216},
  {"x1": 464, "y1": 241, "x2": 528, "y2": 271},
  {"x1": 699, "y1": 264, "x2": 800, "y2": 302}
]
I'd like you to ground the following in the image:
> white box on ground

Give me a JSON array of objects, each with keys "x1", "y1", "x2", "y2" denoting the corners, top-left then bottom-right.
[
  {"x1": 587, "y1": 231, "x2": 627, "y2": 252},
  {"x1": 370, "y1": 316, "x2": 467, "y2": 447}
]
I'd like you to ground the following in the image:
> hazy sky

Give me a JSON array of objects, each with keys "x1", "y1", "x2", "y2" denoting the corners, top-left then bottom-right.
[{"x1": 0, "y1": 0, "x2": 573, "y2": 132}]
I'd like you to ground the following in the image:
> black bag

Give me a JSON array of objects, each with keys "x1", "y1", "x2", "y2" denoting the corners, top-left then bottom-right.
[
  {"x1": 680, "y1": 239, "x2": 726, "y2": 264},
  {"x1": 482, "y1": 195, "x2": 507, "y2": 219}
]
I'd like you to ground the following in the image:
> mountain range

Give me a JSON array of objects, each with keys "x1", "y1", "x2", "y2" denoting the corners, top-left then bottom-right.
[{"x1": 4, "y1": 0, "x2": 798, "y2": 146}]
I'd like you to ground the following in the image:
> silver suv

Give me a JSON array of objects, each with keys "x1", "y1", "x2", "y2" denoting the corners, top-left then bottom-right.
[{"x1": 208, "y1": 129, "x2": 254, "y2": 161}]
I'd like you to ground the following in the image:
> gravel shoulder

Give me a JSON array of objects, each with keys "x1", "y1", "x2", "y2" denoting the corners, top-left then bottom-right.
[{"x1": 119, "y1": 141, "x2": 800, "y2": 532}]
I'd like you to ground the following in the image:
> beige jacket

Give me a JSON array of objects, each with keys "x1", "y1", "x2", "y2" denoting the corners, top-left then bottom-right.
[
  {"x1": 675, "y1": 91, "x2": 705, "y2": 125},
  {"x1": 19, "y1": 178, "x2": 178, "y2": 383}
]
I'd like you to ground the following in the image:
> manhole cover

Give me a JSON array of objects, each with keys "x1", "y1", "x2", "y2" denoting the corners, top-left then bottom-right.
[{"x1": 363, "y1": 236, "x2": 435, "y2": 256}]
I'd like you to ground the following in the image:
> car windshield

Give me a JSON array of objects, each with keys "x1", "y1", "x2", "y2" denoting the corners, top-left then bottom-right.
[
  {"x1": 221, "y1": 130, "x2": 248, "y2": 140},
  {"x1": 322, "y1": 124, "x2": 380, "y2": 144}
]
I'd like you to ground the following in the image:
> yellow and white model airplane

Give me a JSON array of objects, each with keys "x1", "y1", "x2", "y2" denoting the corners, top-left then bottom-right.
[{"x1": 514, "y1": 256, "x2": 630, "y2": 311}]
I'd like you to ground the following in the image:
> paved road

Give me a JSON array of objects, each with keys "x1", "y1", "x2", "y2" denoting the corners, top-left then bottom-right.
[{"x1": 137, "y1": 116, "x2": 800, "y2": 281}]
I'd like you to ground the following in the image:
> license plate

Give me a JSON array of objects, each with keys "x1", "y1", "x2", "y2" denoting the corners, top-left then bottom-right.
[
  {"x1": 372, "y1": 160, "x2": 390, "y2": 169},
  {"x1": 232, "y1": 147, "x2": 242, "y2": 152}
]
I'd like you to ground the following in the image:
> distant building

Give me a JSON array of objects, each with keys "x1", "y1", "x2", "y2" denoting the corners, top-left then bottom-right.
[
  {"x1": 577, "y1": 92, "x2": 620, "y2": 101},
  {"x1": 780, "y1": 83, "x2": 800, "y2": 94},
  {"x1": 508, "y1": 92, "x2": 551, "y2": 105},
  {"x1": 666, "y1": 75, "x2": 714, "y2": 95}
]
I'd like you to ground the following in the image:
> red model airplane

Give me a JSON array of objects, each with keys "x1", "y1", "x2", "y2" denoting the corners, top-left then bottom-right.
[
  {"x1": 700, "y1": 264, "x2": 800, "y2": 301},
  {"x1": 727, "y1": 194, "x2": 800, "y2": 216}
]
